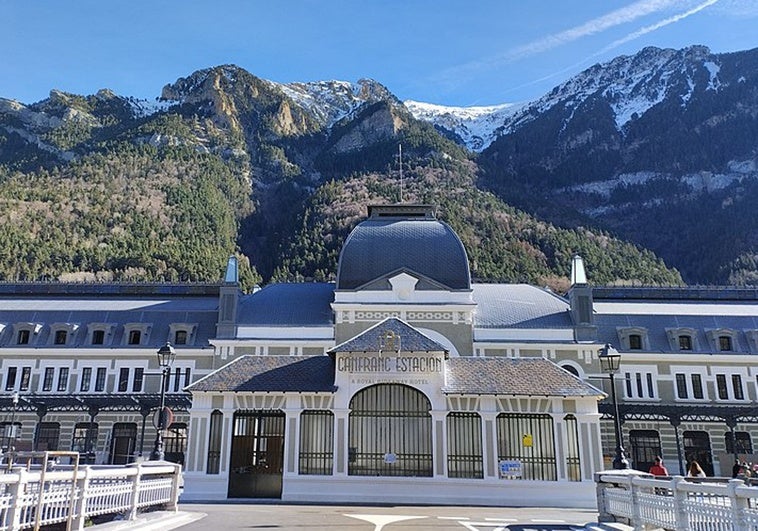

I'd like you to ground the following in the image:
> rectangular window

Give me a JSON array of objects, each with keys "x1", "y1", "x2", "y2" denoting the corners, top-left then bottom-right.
[
  {"x1": 299, "y1": 410, "x2": 334, "y2": 475},
  {"x1": 716, "y1": 374, "x2": 728, "y2": 400},
  {"x1": 624, "y1": 372, "x2": 632, "y2": 398},
  {"x1": 174, "y1": 330, "x2": 187, "y2": 345},
  {"x1": 732, "y1": 374, "x2": 744, "y2": 400},
  {"x1": 676, "y1": 373, "x2": 688, "y2": 399},
  {"x1": 635, "y1": 373, "x2": 643, "y2": 398},
  {"x1": 17, "y1": 329, "x2": 30, "y2": 345},
  {"x1": 5, "y1": 367, "x2": 17, "y2": 391},
  {"x1": 183, "y1": 367, "x2": 191, "y2": 388},
  {"x1": 95, "y1": 367, "x2": 107, "y2": 392},
  {"x1": 92, "y1": 330, "x2": 105, "y2": 345},
  {"x1": 720, "y1": 336, "x2": 733, "y2": 351},
  {"x1": 692, "y1": 374, "x2": 704, "y2": 399},
  {"x1": 629, "y1": 334, "x2": 642, "y2": 350},
  {"x1": 57, "y1": 367, "x2": 69, "y2": 392},
  {"x1": 118, "y1": 368, "x2": 129, "y2": 392},
  {"x1": 80, "y1": 367, "x2": 92, "y2": 392},
  {"x1": 43, "y1": 367, "x2": 55, "y2": 391},
  {"x1": 173, "y1": 367, "x2": 181, "y2": 392},
  {"x1": 132, "y1": 368, "x2": 144, "y2": 392},
  {"x1": 20, "y1": 367, "x2": 31, "y2": 391},
  {"x1": 448, "y1": 412, "x2": 484, "y2": 479},
  {"x1": 54, "y1": 330, "x2": 67, "y2": 345},
  {"x1": 79, "y1": 367, "x2": 92, "y2": 393},
  {"x1": 128, "y1": 330, "x2": 141, "y2": 345},
  {"x1": 679, "y1": 335, "x2": 692, "y2": 351},
  {"x1": 645, "y1": 373, "x2": 654, "y2": 398},
  {"x1": 497, "y1": 413, "x2": 557, "y2": 481}
]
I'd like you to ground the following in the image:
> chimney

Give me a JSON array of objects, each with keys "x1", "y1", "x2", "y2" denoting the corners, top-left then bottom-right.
[
  {"x1": 568, "y1": 255, "x2": 596, "y2": 341},
  {"x1": 216, "y1": 256, "x2": 239, "y2": 339}
]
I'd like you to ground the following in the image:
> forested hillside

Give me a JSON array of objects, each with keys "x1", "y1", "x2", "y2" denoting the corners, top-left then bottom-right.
[{"x1": 0, "y1": 64, "x2": 685, "y2": 291}]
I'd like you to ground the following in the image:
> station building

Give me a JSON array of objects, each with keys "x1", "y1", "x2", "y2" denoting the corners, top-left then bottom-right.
[{"x1": 4, "y1": 203, "x2": 758, "y2": 507}]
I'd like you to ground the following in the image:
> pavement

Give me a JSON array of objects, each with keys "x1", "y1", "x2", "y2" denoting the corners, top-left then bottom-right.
[
  {"x1": 87, "y1": 503, "x2": 632, "y2": 531},
  {"x1": 90, "y1": 510, "x2": 207, "y2": 531}
]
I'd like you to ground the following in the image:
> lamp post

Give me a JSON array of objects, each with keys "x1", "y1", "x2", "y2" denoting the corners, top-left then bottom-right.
[
  {"x1": 5, "y1": 392, "x2": 19, "y2": 456},
  {"x1": 150, "y1": 343, "x2": 176, "y2": 461},
  {"x1": 599, "y1": 343, "x2": 629, "y2": 470}
]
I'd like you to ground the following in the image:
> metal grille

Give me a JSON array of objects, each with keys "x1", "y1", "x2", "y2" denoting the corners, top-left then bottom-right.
[
  {"x1": 164, "y1": 422, "x2": 187, "y2": 465},
  {"x1": 348, "y1": 384, "x2": 432, "y2": 477},
  {"x1": 299, "y1": 410, "x2": 334, "y2": 475},
  {"x1": 35, "y1": 422, "x2": 60, "y2": 451},
  {"x1": 447, "y1": 412, "x2": 483, "y2": 479},
  {"x1": 630, "y1": 429, "x2": 662, "y2": 473},
  {"x1": 231, "y1": 411, "x2": 285, "y2": 473},
  {"x1": 684, "y1": 430, "x2": 714, "y2": 476},
  {"x1": 206, "y1": 410, "x2": 223, "y2": 474},
  {"x1": 497, "y1": 413, "x2": 557, "y2": 480},
  {"x1": 564, "y1": 414, "x2": 581, "y2": 481}
]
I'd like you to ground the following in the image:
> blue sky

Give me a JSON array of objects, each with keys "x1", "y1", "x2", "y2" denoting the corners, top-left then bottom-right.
[{"x1": 2, "y1": 0, "x2": 757, "y2": 107}]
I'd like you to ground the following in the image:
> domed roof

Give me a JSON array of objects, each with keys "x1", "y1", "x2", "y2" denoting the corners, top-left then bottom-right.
[{"x1": 336, "y1": 205, "x2": 471, "y2": 291}]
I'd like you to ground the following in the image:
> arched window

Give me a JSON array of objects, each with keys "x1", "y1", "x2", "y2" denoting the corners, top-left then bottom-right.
[
  {"x1": 725, "y1": 431, "x2": 752, "y2": 455},
  {"x1": 564, "y1": 414, "x2": 581, "y2": 481},
  {"x1": 629, "y1": 429, "x2": 661, "y2": 473},
  {"x1": 207, "y1": 410, "x2": 223, "y2": 474},
  {"x1": 348, "y1": 384, "x2": 432, "y2": 477}
]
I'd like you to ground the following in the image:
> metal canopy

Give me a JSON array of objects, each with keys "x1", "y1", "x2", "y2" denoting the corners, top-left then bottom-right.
[
  {"x1": 0, "y1": 393, "x2": 192, "y2": 414},
  {"x1": 598, "y1": 402, "x2": 758, "y2": 424}
]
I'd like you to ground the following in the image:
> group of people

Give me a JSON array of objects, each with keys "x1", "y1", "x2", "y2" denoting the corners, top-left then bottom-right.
[
  {"x1": 648, "y1": 456, "x2": 706, "y2": 478},
  {"x1": 732, "y1": 459, "x2": 758, "y2": 479}
]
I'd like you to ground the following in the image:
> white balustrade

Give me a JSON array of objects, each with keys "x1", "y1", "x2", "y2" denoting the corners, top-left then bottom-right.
[
  {"x1": 596, "y1": 471, "x2": 758, "y2": 531},
  {"x1": 0, "y1": 452, "x2": 182, "y2": 531}
]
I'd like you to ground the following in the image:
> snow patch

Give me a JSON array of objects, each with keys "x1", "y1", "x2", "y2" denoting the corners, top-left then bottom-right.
[
  {"x1": 128, "y1": 97, "x2": 178, "y2": 117},
  {"x1": 703, "y1": 61, "x2": 721, "y2": 91},
  {"x1": 404, "y1": 100, "x2": 524, "y2": 151}
]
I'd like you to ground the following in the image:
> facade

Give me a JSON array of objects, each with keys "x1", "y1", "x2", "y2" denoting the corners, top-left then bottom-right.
[
  {"x1": 2, "y1": 203, "x2": 757, "y2": 506},
  {"x1": 0, "y1": 283, "x2": 222, "y2": 465},
  {"x1": 181, "y1": 205, "x2": 605, "y2": 507}
]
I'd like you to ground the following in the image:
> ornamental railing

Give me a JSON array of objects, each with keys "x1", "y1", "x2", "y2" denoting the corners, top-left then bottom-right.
[
  {"x1": 0, "y1": 451, "x2": 181, "y2": 531},
  {"x1": 596, "y1": 470, "x2": 758, "y2": 530}
]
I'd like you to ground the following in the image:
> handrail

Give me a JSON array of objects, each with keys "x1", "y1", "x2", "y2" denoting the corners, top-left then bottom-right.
[
  {"x1": 596, "y1": 470, "x2": 758, "y2": 530},
  {"x1": 0, "y1": 452, "x2": 182, "y2": 531}
]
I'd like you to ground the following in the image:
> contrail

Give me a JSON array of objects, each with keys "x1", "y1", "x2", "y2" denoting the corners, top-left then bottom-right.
[
  {"x1": 432, "y1": 0, "x2": 681, "y2": 94},
  {"x1": 497, "y1": 0, "x2": 721, "y2": 99},
  {"x1": 598, "y1": 0, "x2": 721, "y2": 54}
]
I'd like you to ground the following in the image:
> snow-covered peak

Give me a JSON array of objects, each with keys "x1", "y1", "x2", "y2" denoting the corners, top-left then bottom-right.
[
  {"x1": 497, "y1": 45, "x2": 724, "y2": 133},
  {"x1": 270, "y1": 78, "x2": 394, "y2": 128},
  {"x1": 404, "y1": 100, "x2": 524, "y2": 151}
]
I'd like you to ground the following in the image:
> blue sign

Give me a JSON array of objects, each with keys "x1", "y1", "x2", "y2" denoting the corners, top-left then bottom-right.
[{"x1": 499, "y1": 460, "x2": 522, "y2": 478}]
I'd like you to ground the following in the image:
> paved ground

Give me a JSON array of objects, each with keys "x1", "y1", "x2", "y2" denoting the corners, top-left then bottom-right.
[{"x1": 136, "y1": 502, "x2": 602, "y2": 531}]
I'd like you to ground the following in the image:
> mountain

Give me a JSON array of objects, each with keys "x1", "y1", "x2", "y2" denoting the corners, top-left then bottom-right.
[
  {"x1": 404, "y1": 100, "x2": 523, "y2": 152},
  {"x1": 475, "y1": 45, "x2": 758, "y2": 284},
  {"x1": 0, "y1": 63, "x2": 681, "y2": 290}
]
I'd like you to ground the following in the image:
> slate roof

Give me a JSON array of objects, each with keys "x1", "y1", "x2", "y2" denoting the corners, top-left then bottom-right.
[
  {"x1": 471, "y1": 284, "x2": 573, "y2": 329},
  {"x1": 443, "y1": 357, "x2": 604, "y2": 397},
  {"x1": 0, "y1": 283, "x2": 220, "y2": 349},
  {"x1": 236, "y1": 283, "x2": 334, "y2": 327},
  {"x1": 336, "y1": 217, "x2": 470, "y2": 291},
  {"x1": 188, "y1": 356, "x2": 336, "y2": 393},
  {"x1": 329, "y1": 317, "x2": 448, "y2": 353},
  {"x1": 593, "y1": 287, "x2": 758, "y2": 354}
]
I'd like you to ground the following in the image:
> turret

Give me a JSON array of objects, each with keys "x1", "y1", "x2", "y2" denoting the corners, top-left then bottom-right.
[
  {"x1": 568, "y1": 255, "x2": 597, "y2": 342},
  {"x1": 216, "y1": 256, "x2": 240, "y2": 339}
]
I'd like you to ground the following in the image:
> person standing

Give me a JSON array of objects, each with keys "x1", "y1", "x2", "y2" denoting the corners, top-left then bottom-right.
[
  {"x1": 649, "y1": 456, "x2": 669, "y2": 477},
  {"x1": 687, "y1": 460, "x2": 706, "y2": 478}
]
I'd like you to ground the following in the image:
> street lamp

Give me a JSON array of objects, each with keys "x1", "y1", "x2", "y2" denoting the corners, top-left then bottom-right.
[
  {"x1": 150, "y1": 342, "x2": 176, "y2": 461},
  {"x1": 599, "y1": 343, "x2": 629, "y2": 470},
  {"x1": 4, "y1": 392, "x2": 19, "y2": 454}
]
